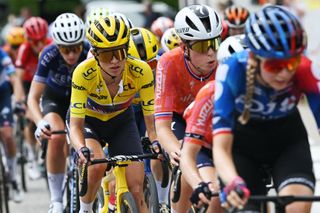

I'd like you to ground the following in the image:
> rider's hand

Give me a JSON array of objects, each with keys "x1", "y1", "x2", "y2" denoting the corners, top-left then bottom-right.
[
  {"x1": 73, "y1": 147, "x2": 91, "y2": 166},
  {"x1": 190, "y1": 182, "x2": 212, "y2": 207},
  {"x1": 220, "y1": 176, "x2": 250, "y2": 210},
  {"x1": 34, "y1": 119, "x2": 51, "y2": 141},
  {"x1": 14, "y1": 101, "x2": 26, "y2": 114},
  {"x1": 169, "y1": 151, "x2": 180, "y2": 166}
]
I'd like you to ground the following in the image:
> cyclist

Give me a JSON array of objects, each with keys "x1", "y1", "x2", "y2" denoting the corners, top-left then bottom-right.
[
  {"x1": 180, "y1": 80, "x2": 223, "y2": 212},
  {"x1": 221, "y1": 5, "x2": 250, "y2": 40},
  {"x1": 27, "y1": 13, "x2": 89, "y2": 212},
  {"x1": 155, "y1": 4, "x2": 222, "y2": 212},
  {"x1": 16, "y1": 16, "x2": 52, "y2": 180},
  {"x1": 160, "y1": 27, "x2": 181, "y2": 54},
  {"x1": 0, "y1": 47, "x2": 25, "y2": 202},
  {"x1": 128, "y1": 27, "x2": 171, "y2": 212},
  {"x1": 3, "y1": 27, "x2": 25, "y2": 63},
  {"x1": 69, "y1": 16, "x2": 156, "y2": 213},
  {"x1": 213, "y1": 5, "x2": 319, "y2": 212},
  {"x1": 217, "y1": 34, "x2": 246, "y2": 63}
]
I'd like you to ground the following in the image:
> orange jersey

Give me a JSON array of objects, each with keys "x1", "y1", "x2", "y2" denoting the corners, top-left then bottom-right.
[
  {"x1": 183, "y1": 81, "x2": 214, "y2": 149},
  {"x1": 155, "y1": 47, "x2": 215, "y2": 120}
]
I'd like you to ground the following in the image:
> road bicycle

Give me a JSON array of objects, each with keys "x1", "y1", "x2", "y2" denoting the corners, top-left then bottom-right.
[{"x1": 79, "y1": 153, "x2": 159, "y2": 213}]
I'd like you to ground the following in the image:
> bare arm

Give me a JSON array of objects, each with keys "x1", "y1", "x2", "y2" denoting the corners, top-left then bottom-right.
[
  {"x1": 155, "y1": 119, "x2": 181, "y2": 159},
  {"x1": 27, "y1": 80, "x2": 46, "y2": 124},
  {"x1": 8, "y1": 73, "x2": 25, "y2": 103},
  {"x1": 143, "y1": 114, "x2": 157, "y2": 142},
  {"x1": 213, "y1": 133, "x2": 238, "y2": 184},
  {"x1": 70, "y1": 117, "x2": 86, "y2": 151},
  {"x1": 15, "y1": 67, "x2": 25, "y2": 82},
  {"x1": 180, "y1": 142, "x2": 202, "y2": 188}
]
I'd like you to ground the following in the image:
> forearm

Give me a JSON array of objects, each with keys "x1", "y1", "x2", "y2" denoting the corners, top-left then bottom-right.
[
  {"x1": 27, "y1": 93, "x2": 43, "y2": 124},
  {"x1": 10, "y1": 74, "x2": 25, "y2": 102},
  {"x1": 156, "y1": 121, "x2": 180, "y2": 154},
  {"x1": 70, "y1": 118, "x2": 86, "y2": 151},
  {"x1": 213, "y1": 133, "x2": 238, "y2": 184},
  {"x1": 144, "y1": 114, "x2": 157, "y2": 142},
  {"x1": 180, "y1": 143, "x2": 202, "y2": 189}
]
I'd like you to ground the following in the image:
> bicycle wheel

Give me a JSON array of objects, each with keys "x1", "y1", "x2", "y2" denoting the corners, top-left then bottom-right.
[
  {"x1": 144, "y1": 173, "x2": 159, "y2": 213},
  {"x1": 120, "y1": 192, "x2": 138, "y2": 213},
  {"x1": 69, "y1": 164, "x2": 79, "y2": 213}
]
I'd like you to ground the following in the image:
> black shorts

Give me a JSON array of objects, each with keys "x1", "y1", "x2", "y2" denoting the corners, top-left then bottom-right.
[
  {"x1": 231, "y1": 110, "x2": 315, "y2": 209},
  {"x1": 40, "y1": 87, "x2": 70, "y2": 120},
  {"x1": 0, "y1": 85, "x2": 14, "y2": 127},
  {"x1": 196, "y1": 147, "x2": 213, "y2": 168},
  {"x1": 172, "y1": 112, "x2": 186, "y2": 141},
  {"x1": 83, "y1": 107, "x2": 143, "y2": 157}
]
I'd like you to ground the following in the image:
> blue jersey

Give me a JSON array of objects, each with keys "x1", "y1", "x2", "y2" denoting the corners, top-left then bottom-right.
[
  {"x1": 0, "y1": 48, "x2": 15, "y2": 90},
  {"x1": 34, "y1": 42, "x2": 90, "y2": 97},
  {"x1": 213, "y1": 51, "x2": 320, "y2": 135}
]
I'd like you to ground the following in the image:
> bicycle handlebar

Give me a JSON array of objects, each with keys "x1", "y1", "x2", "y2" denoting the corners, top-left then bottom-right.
[{"x1": 79, "y1": 153, "x2": 159, "y2": 197}]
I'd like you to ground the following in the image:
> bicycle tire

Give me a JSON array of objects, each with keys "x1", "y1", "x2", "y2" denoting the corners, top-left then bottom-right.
[
  {"x1": 16, "y1": 117, "x2": 27, "y2": 192},
  {"x1": 144, "y1": 173, "x2": 159, "y2": 213},
  {"x1": 70, "y1": 164, "x2": 80, "y2": 212},
  {"x1": 0, "y1": 155, "x2": 9, "y2": 213},
  {"x1": 120, "y1": 192, "x2": 138, "y2": 213}
]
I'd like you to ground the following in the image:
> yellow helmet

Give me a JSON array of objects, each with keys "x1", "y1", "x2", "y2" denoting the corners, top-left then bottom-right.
[
  {"x1": 86, "y1": 16, "x2": 130, "y2": 49},
  {"x1": 6, "y1": 27, "x2": 25, "y2": 46},
  {"x1": 128, "y1": 27, "x2": 159, "y2": 61},
  {"x1": 161, "y1": 28, "x2": 181, "y2": 52}
]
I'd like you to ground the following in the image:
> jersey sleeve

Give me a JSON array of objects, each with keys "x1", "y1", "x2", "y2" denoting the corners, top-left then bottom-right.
[
  {"x1": 213, "y1": 62, "x2": 237, "y2": 136},
  {"x1": 70, "y1": 62, "x2": 91, "y2": 118},
  {"x1": 296, "y1": 58, "x2": 320, "y2": 129},
  {"x1": 184, "y1": 81, "x2": 214, "y2": 147},
  {"x1": 139, "y1": 63, "x2": 155, "y2": 116},
  {"x1": 15, "y1": 43, "x2": 27, "y2": 69},
  {"x1": 154, "y1": 55, "x2": 177, "y2": 120},
  {"x1": 33, "y1": 46, "x2": 56, "y2": 83},
  {"x1": 1, "y1": 52, "x2": 15, "y2": 76}
]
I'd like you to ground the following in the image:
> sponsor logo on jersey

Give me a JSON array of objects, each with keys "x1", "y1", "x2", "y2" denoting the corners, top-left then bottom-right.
[
  {"x1": 71, "y1": 102, "x2": 86, "y2": 109},
  {"x1": 141, "y1": 99, "x2": 154, "y2": 107},
  {"x1": 123, "y1": 83, "x2": 135, "y2": 91},
  {"x1": 72, "y1": 82, "x2": 86, "y2": 90},
  {"x1": 89, "y1": 93, "x2": 108, "y2": 100},
  {"x1": 129, "y1": 64, "x2": 143, "y2": 76},
  {"x1": 141, "y1": 80, "x2": 154, "y2": 89},
  {"x1": 82, "y1": 67, "x2": 97, "y2": 80}
]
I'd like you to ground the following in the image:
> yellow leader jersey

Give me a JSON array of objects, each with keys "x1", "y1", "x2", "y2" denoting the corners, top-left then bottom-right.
[{"x1": 70, "y1": 56, "x2": 155, "y2": 121}]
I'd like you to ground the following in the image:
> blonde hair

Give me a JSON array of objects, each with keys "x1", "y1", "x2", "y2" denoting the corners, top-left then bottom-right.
[{"x1": 238, "y1": 53, "x2": 258, "y2": 124}]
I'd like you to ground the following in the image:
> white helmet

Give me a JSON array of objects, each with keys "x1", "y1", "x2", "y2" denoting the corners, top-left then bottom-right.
[
  {"x1": 52, "y1": 13, "x2": 85, "y2": 46},
  {"x1": 217, "y1": 34, "x2": 246, "y2": 63},
  {"x1": 174, "y1": 4, "x2": 222, "y2": 41},
  {"x1": 110, "y1": 12, "x2": 134, "y2": 29},
  {"x1": 86, "y1": 7, "x2": 113, "y2": 28}
]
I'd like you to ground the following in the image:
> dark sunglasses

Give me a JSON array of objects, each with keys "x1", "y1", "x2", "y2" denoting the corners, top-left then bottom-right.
[
  {"x1": 187, "y1": 37, "x2": 221, "y2": 54},
  {"x1": 58, "y1": 44, "x2": 83, "y2": 55},
  {"x1": 96, "y1": 48, "x2": 127, "y2": 63}
]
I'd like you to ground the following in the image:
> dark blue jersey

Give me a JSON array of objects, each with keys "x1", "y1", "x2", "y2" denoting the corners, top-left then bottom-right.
[{"x1": 34, "y1": 42, "x2": 90, "y2": 97}]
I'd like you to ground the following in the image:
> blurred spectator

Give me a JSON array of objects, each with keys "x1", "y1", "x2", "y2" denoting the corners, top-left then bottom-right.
[
  {"x1": 74, "y1": 4, "x2": 86, "y2": 21},
  {"x1": 277, "y1": 0, "x2": 306, "y2": 19},
  {"x1": 143, "y1": 1, "x2": 160, "y2": 28},
  {"x1": 16, "y1": 7, "x2": 33, "y2": 26},
  {"x1": 1, "y1": 14, "x2": 18, "y2": 43}
]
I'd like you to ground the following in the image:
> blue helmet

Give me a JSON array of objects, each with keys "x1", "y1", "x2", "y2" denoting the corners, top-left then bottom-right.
[{"x1": 245, "y1": 5, "x2": 307, "y2": 59}]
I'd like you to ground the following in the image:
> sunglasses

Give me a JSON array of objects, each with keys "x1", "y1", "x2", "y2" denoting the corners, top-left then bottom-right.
[
  {"x1": 263, "y1": 56, "x2": 301, "y2": 73},
  {"x1": 11, "y1": 45, "x2": 20, "y2": 50},
  {"x1": 147, "y1": 58, "x2": 157, "y2": 70},
  {"x1": 187, "y1": 37, "x2": 221, "y2": 54},
  {"x1": 58, "y1": 44, "x2": 83, "y2": 55},
  {"x1": 96, "y1": 48, "x2": 127, "y2": 63}
]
